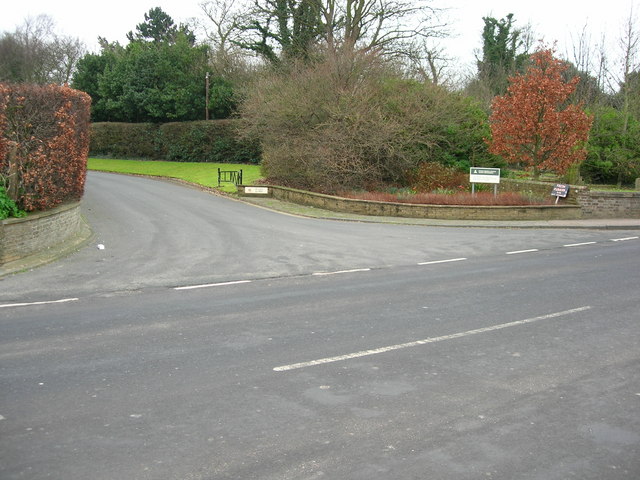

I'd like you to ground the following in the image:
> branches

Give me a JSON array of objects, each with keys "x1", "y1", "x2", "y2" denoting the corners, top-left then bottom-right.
[{"x1": 0, "y1": 15, "x2": 86, "y2": 85}]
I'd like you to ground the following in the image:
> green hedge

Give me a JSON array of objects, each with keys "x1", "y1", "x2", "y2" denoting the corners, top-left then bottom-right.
[
  {"x1": 90, "y1": 122, "x2": 159, "y2": 159},
  {"x1": 90, "y1": 120, "x2": 261, "y2": 164}
]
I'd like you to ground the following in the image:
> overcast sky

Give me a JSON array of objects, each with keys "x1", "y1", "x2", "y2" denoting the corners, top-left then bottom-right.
[{"x1": 1, "y1": 0, "x2": 637, "y2": 75}]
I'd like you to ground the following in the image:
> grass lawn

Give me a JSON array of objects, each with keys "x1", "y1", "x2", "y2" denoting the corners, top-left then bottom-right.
[{"x1": 87, "y1": 158, "x2": 262, "y2": 193}]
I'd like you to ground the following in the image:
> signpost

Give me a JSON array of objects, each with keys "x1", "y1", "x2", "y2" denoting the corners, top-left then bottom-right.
[
  {"x1": 551, "y1": 184, "x2": 569, "y2": 204},
  {"x1": 470, "y1": 167, "x2": 501, "y2": 196}
]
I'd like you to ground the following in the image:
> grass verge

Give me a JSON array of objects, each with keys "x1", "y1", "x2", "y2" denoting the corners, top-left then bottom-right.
[{"x1": 87, "y1": 158, "x2": 262, "y2": 193}]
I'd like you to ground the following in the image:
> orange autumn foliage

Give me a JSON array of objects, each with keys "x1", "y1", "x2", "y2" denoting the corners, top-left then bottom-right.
[
  {"x1": 487, "y1": 49, "x2": 593, "y2": 178},
  {"x1": 0, "y1": 84, "x2": 91, "y2": 211}
]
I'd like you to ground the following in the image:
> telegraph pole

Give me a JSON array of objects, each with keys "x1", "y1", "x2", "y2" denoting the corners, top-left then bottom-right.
[{"x1": 205, "y1": 72, "x2": 210, "y2": 120}]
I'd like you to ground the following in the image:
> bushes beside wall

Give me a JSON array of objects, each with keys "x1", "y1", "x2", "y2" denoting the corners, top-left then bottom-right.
[
  {"x1": 90, "y1": 120, "x2": 261, "y2": 164},
  {"x1": 0, "y1": 84, "x2": 91, "y2": 212}
]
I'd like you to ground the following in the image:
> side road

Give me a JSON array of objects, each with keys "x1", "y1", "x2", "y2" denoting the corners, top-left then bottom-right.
[
  {"x1": 2, "y1": 174, "x2": 639, "y2": 279},
  {"x1": 238, "y1": 195, "x2": 640, "y2": 230}
]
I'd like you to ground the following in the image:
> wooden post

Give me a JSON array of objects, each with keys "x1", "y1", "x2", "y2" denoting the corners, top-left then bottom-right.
[{"x1": 205, "y1": 72, "x2": 210, "y2": 121}]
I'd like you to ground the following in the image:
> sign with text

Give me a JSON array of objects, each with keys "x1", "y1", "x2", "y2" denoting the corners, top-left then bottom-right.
[
  {"x1": 244, "y1": 186, "x2": 270, "y2": 195},
  {"x1": 470, "y1": 167, "x2": 501, "y2": 184},
  {"x1": 551, "y1": 184, "x2": 569, "y2": 198}
]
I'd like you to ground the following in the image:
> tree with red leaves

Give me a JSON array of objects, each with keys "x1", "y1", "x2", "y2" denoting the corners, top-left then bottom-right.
[{"x1": 487, "y1": 48, "x2": 593, "y2": 179}]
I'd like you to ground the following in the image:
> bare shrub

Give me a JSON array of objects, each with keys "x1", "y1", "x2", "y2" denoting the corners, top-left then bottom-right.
[
  {"x1": 240, "y1": 52, "x2": 488, "y2": 192},
  {"x1": 407, "y1": 161, "x2": 469, "y2": 192}
]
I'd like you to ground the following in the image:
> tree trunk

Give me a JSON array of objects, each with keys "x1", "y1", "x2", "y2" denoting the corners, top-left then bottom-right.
[{"x1": 6, "y1": 144, "x2": 20, "y2": 202}]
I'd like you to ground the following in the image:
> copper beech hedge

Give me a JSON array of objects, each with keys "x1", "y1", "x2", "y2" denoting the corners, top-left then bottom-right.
[{"x1": 0, "y1": 83, "x2": 91, "y2": 211}]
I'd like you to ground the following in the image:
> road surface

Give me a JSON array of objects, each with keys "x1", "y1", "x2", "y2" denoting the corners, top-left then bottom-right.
[{"x1": 1, "y1": 172, "x2": 639, "y2": 479}]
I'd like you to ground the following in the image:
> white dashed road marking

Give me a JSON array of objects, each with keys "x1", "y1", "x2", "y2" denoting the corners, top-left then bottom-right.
[
  {"x1": 312, "y1": 268, "x2": 371, "y2": 276},
  {"x1": 418, "y1": 258, "x2": 467, "y2": 266},
  {"x1": 611, "y1": 236, "x2": 639, "y2": 242},
  {"x1": 0, "y1": 298, "x2": 79, "y2": 309},
  {"x1": 564, "y1": 242, "x2": 598, "y2": 247},
  {"x1": 273, "y1": 306, "x2": 592, "y2": 372},
  {"x1": 174, "y1": 280, "x2": 252, "y2": 291},
  {"x1": 506, "y1": 249, "x2": 539, "y2": 255}
]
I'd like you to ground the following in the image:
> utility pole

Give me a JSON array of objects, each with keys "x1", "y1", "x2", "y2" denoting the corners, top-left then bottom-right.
[{"x1": 205, "y1": 72, "x2": 210, "y2": 120}]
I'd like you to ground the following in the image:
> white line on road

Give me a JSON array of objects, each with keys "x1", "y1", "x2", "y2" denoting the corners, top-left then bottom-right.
[
  {"x1": 0, "y1": 298, "x2": 79, "y2": 309},
  {"x1": 563, "y1": 242, "x2": 597, "y2": 247},
  {"x1": 506, "y1": 249, "x2": 539, "y2": 255},
  {"x1": 273, "y1": 306, "x2": 592, "y2": 372},
  {"x1": 312, "y1": 268, "x2": 371, "y2": 276},
  {"x1": 418, "y1": 258, "x2": 467, "y2": 266},
  {"x1": 611, "y1": 236, "x2": 639, "y2": 242},
  {"x1": 174, "y1": 280, "x2": 252, "y2": 291}
]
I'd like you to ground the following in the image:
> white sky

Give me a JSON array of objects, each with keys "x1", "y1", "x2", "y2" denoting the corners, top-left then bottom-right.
[{"x1": 0, "y1": 0, "x2": 637, "y2": 75}]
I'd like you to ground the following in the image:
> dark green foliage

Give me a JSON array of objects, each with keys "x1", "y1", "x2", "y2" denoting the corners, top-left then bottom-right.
[
  {"x1": 94, "y1": 35, "x2": 210, "y2": 123},
  {"x1": 430, "y1": 96, "x2": 503, "y2": 170},
  {"x1": 477, "y1": 14, "x2": 528, "y2": 95},
  {"x1": 72, "y1": 8, "x2": 238, "y2": 123},
  {"x1": 158, "y1": 121, "x2": 260, "y2": 163},
  {"x1": 90, "y1": 120, "x2": 261, "y2": 164},
  {"x1": 72, "y1": 50, "x2": 117, "y2": 121},
  {"x1": 90, "y1": 123, "x2": 160, "y2": 158},
  {"x1": 582, "y1": 106, "x2": 640, "y2": 185},
  {"x1": 0, "y1": 186, "x2": 26, "y2": 219},
  {"x1": 126, "y1": 7, "x2": 196, "y2": 45}
]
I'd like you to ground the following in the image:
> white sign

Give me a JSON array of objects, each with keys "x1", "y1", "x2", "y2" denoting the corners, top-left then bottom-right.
[
  {"x1": 244, "y1": 186, "x2": 269, "y2": 194},
  {"x1": 470, "y1": 167, "x2": 501, "y2": 184}
]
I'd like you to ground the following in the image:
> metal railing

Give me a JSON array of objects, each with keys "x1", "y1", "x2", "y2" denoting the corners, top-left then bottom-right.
[{"x1": 218, "y1": 168, "x2": 243, "y2": 187}]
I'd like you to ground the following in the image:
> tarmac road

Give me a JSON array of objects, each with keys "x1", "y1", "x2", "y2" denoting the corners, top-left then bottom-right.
[
  {"x1": 1, "y1": 172, "x2": 639, "y2": 479},
  {"x1": 1, "y1": 171, "x2": 638, "y2": 301}
]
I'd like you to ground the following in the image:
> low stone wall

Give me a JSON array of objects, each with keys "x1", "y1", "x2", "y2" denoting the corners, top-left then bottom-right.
[
  {"x1": 0, "y1": 202, "x2": 84, "y2": 265},
  {"x1": 499, "y1": 178, "x2": 586, "y2": 205},
  {"x1": 577, "y1": 191, "x2": 640, "y2": 218},
  {"x1": 238, "y1": 185, "x2": 583, "y2": 221}
]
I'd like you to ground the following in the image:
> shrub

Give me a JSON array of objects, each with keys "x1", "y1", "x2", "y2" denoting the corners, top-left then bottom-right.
[
  {"x1": 0, "y1": 83, "x2": 91, "y2": 211},
  {"x1": 0, "y1": 185, "x2": 25, "y2": 219},
  {"x1": 407, "y1": 162, "x2": 469, "y2": 193},
  {"x1": 90, "y1": 122, "x2": 159, "y2": 158},
  {"x1": 90, "y1": 120, "x2": 261, "y2": 164},
  {"x1": 240, "y1": 53, "x2": 495, "y2": 193},
  {"x1": 158, "y1": 120, "x2": 260, "y2": 163},
  {"x1": 583, "y1": 106, "x2": 640, "y2": 185}
]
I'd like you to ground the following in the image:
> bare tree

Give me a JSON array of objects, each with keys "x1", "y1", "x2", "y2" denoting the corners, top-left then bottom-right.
[
  {"x1": 618, "y1": 4, "x2": 639, "y2": 132},
  {"x1": 323, "y1": 0, "x2": 447, "y2": 57},
  {"x1": 405, "y1": 41, "x2": 453, "y2": 86},
  {"x1": 0, "y1": 15, "x2": 85, "y2": 84},
  {"x1": 231, "y1": 0, "x2": 448, "y2": 65},
  {"x1": 200, "y1": 0, "x2": 244, "y2": 56}
]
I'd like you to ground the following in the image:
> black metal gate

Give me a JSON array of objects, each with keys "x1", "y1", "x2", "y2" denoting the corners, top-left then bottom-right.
[{"x1": 218, "y1": 168, "x2": 243, "y2": 187}]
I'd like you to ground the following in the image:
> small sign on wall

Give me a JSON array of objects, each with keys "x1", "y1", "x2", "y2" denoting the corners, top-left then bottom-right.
[
  {"x1": 551, "y1": 184, "x2": 569, "y2": 204},
  {"x1": 244, "y1": 186, "x2": 270, "y2": 195}
]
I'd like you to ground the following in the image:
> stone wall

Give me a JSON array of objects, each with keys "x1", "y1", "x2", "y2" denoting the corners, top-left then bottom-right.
[
  {"x1": 0, "y1": 202, "x2": 83, "y2": 265},
  {"x1": 238, "y1": 186, "x2": 583, "y2": 221},
  {"x1": 499, "y1": 178, "x2": 586, "y2": 205},
  {"x1": 577, "y1": 191, "x2": 640, "y2": 218}
]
